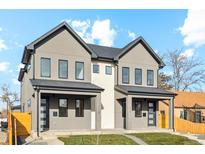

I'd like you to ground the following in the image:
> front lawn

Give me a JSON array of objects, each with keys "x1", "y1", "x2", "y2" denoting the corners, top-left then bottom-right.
[
  {"x1": 131, "y1": 133, "x2": 200, "y2": 145},
  {"x1": 58, "y1": 134, "x2": 137, "y2": 145}
]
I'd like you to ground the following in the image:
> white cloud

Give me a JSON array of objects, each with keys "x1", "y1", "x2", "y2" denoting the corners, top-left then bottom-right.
[
  {"x1": 64, "y1": 19, "x2": 117, "y2": 47},
  {"x1": 154, "y1": 49, "x2": 159, "y2": 53},
  {"x1": 17, "y1": 63, "x2": 24, "y2": 71},
  {"x1": 179, "y1": 10, "x2": 205, "y2": 47},
  {"x1": 180, "y1": 48, "x2": 195, "y2": 58},
  {"x1": 128, "y1": 31, "x2": 136, "y2": 41},
  {"x1": 91, "y1": 19, "x2": 116, "y2": 46},
  {"x1": 0, "y1": 27, "x2": 2, "y2": 31},
  {"x1": 0, "y1": 61, "x2": 10, "y2": 72},
  {"x1": 0, "y1": 39, "x2": 7, "y2": 51},
  {"x1": 12, "y1": 78, "x2": 20, "y2": 86}
]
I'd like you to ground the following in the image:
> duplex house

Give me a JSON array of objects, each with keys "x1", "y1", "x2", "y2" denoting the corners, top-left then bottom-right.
[{"x1": 18, "y1": 22, "x2": 175, "y2": 136}]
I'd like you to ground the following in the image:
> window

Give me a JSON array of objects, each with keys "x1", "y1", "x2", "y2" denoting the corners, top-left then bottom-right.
[
  {"x1": 184, "y1": 109, "x2": 187, "y2": 120},
  {"x1": 135, "y1": 68, "x2": 142, "y2": 85},
  {"x1": 75, "y1": 62, "x2": 84, "y2": 80},
  {"x1": 195, "y1": 111, "x2": 201, "y2": 123},
  {"x1": 147, "y1": 70, "x2": 154, "y2": 86},
  {"x1": 122, "y1": 67, "x2": 129, "y2": 84},
  {"x1": 41, "y1": 57, "x2": 51, "y2": 77},
  {"x1": 105, "y1": 66, "x2": 112, "y2": 75},
  {"x1": 75, "y1": 99, "x2": 84, "y2": 117},
  {"x1": 93, "y1": 64, "x2": 99, "y2": 73},
  {"x1": 59, "y1": 98, "x2": 68, "y2": 117},
  {"x1": 133, "y1": 100, "x2": 142, "y2": 117},
  {"x1": 58, "y1": 60, "x2": 68, "y2": 79}
]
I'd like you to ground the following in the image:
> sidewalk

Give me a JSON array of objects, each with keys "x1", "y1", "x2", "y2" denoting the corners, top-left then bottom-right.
[{"x1": 171, "y1": 131, "x2": 205, "y2": 145}]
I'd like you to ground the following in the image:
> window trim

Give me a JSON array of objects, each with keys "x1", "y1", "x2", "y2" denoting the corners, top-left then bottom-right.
[
  {"x1": 147, "y1": 70, "x2": 154, "y2": 86},
  {"x1": 105, "y1": 66, "x2": 112, "y2": 75},
  {"x1": 58, "y1": 98, "x2": 68, "y2": 117},
  {"x1": 40, "y1": 57, "x2": 51, "y2": 78},
  {"x1": 58, "y1": 59, "x2": 68, "y2": 79},
  {"x1": 134, "y1": 100, "x2": 142, "y2": 117},
  {"x1": 93, "y1": 64, "x2": 99, "y2": 74},
  {"x1": 122, "y1": 67, "x2": 130, "y2": 84},
  {"x1": 75, "y1": 99, "x2": 84, "y2": 117},
  {"x1": 75, "y1": 61, "x2": 84, "y2": 80},
  {"x1": 135, "y1": 68, "x2": 142, "y2": 85}
]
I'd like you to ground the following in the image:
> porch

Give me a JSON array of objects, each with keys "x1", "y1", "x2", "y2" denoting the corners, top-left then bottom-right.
[
  {"x1": 115, "y1": 85, "x2": 176, "y2": 130},
  {"x1": 30, "y1": 79, "x2": 104, "y2": 137}
]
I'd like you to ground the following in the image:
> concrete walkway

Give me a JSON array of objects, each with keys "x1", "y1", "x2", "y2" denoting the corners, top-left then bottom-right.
[
  {"x1": 27, "y1": 138, "x2": 64, "y2": 145},
  {"x1": 122, "y1": 134, "x2": 147, "y2": 145}
]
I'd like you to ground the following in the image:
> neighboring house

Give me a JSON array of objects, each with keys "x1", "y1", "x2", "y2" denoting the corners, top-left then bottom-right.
[
  {"x1": 18, "y1": 22, "x2": 175, "y2": 137},
  {"x1": 159, "y1": 91, "x2": 205, "y2": 124},
  {"x1": 11, "y1": 105, "x2": 21, "y2": 112}
]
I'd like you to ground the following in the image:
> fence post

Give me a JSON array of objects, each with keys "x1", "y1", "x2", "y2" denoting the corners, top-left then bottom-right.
[
  {"x1": 14, "y1": 118, "x2": 17, "y2": 145},
  {"x1": 8, "y1": 107, "x2": 12, "y2": 145}
]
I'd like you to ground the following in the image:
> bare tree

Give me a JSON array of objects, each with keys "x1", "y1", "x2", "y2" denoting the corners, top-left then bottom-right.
[
  {"x1": 0, "y1": 84, "x2": 19, "y2": 111},
  {"x1": 158, "y1": 72, "x2": 173, "y2": 90},
  {"x1": 165, "y1": 49, "x2": 205, "y2": 91}
]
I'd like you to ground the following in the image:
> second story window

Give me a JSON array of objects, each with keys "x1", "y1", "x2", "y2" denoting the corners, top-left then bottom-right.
[
  {"x1": 147, "y1": 70, "x2": 154, "y2": 86},
  {"x1": 58, "y1": 60, "x2": 68, "y2": 79},
  {"x1": 93, "y1": 64, "x2": 99, "y2": 73},
  {"x1": 135, "y1": 68, "x2": 142, "y2": 85},
  {"x1": 122, "y1": 67, "x2": 129, "y2": 84},
  {"x1": 105, "y1": 66, "x2": 112, "y2": 75},
  {"x1": 76, "y1": 62, "x2": 84, "y2": 80},
  {"x1": 41, "y1": 57, "x2": 51, "y2": 78}
]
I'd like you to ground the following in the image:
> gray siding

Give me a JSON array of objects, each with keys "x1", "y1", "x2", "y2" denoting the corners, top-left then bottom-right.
[
  {"x1": 117, "y1": 42, "x2": 159, "y2": 87},
  {"x1": 47, "y1": 94, "x2": 91, "y2": 130},
  {"x1": 34, "y1": 29, "x2": 92, "y2": 82}
]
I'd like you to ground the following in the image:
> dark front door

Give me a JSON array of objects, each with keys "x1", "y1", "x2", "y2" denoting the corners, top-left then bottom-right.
[
  {"x1": 122, "y1": 101, "x2": 126, "y2": 129},
  {"x1": 40, "y1": 98, "x2": 49, "y2": 131},
  {"x1": 148, "y1": 101, "x2": 156, "y2": 126}
]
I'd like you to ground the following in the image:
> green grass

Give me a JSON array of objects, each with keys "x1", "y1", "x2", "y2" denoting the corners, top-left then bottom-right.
[
  {"x1": 58, "y1": 134, "x2": 137, "y2": 145},
  {"x1": 131, "y1": 133, "x2": 201, "y2": 145}
]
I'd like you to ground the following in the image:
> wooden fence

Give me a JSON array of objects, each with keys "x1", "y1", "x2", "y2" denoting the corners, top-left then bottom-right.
[
  {"x1": 158, "y1": 113, "x2": 205, "y2": 134},
  {"x1": 8, "y1": 111, "x2": 31, "y2": 145},
  {"x1": 174, "y1": 117, "x2": 205, "y2": 134}
]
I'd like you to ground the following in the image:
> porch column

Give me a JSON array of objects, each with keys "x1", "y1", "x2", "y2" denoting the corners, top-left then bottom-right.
[
  {"x1": 169, "y1": 97, "x2": 174, "y2": 130},
  {"x1": 95, "y1": 93, "x2": 101, "y2": 130},
  {"x1": 126, "y1": 95, "x2": 132, "y2": 129}
]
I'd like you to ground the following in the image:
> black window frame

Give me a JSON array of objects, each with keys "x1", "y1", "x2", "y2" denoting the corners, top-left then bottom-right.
[
  {"x1": 135, "y1": 68, "x2": 142, "y2": 85},
  {"x1": 75, "y1": 61, "x2": 84, "y2": 80},
  {"x1": 75, "y1": 99, "x2": 84, "y2": 117},
  {"x1": 122, "y1": 67, "x2": 130, "y2": 84},
  {"x1": 58, "y1": 59, "x2": 68, "y2": 79},
  {"x1": 133, "y1": 99, "x2": 142, "y2": 117},
  {"x1": 147, "y1": 70, "x2": 154, "y2": 86},
  {"x1": 105, "y1": 66, "x2": 112, "y2": 75},
  {"x1": 40, "y1": 57, "x2": 51, "y2": 78},
  {"x1": 93, "y1": 64, "x2": 99, "y2": 73},
  {"x1": 58, "y1": 98, "x2": 68, "y2": 117}
]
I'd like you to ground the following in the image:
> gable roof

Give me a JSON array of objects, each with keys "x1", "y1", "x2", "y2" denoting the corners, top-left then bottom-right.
[
  {"x1": 175, "y1": 91, "x2": 205, "y2": 108},
  {"x1": 21, "y1": 21, "x2": 97, "y2": 64},
  {"x1": 114, "y1": 36, "x2": 165, "y2": 68}
]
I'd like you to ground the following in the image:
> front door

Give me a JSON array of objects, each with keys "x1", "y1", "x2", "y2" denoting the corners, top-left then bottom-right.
[
  {"x1": 148, "y1": 101, "x2": 156, "y2": 126},
  {"x1": 40, "y1": 98, "x2": 49, "y2": 131},
  {"x1": 122, "y1": 101, "x2": 126, "y2": 129}
]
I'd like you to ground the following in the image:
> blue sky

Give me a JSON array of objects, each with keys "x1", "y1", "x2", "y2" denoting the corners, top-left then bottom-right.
[{"x1": 1, "y1": 9, "x2": 205, "y2": 109}]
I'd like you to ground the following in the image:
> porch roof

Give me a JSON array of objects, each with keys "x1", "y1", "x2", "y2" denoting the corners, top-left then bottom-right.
[
  {"x1": 30, "y1": 79, "x2": 104, "y2": 92},
  {"x1": 115, "y1": 85, "x2": 176, "y2": 97}
]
